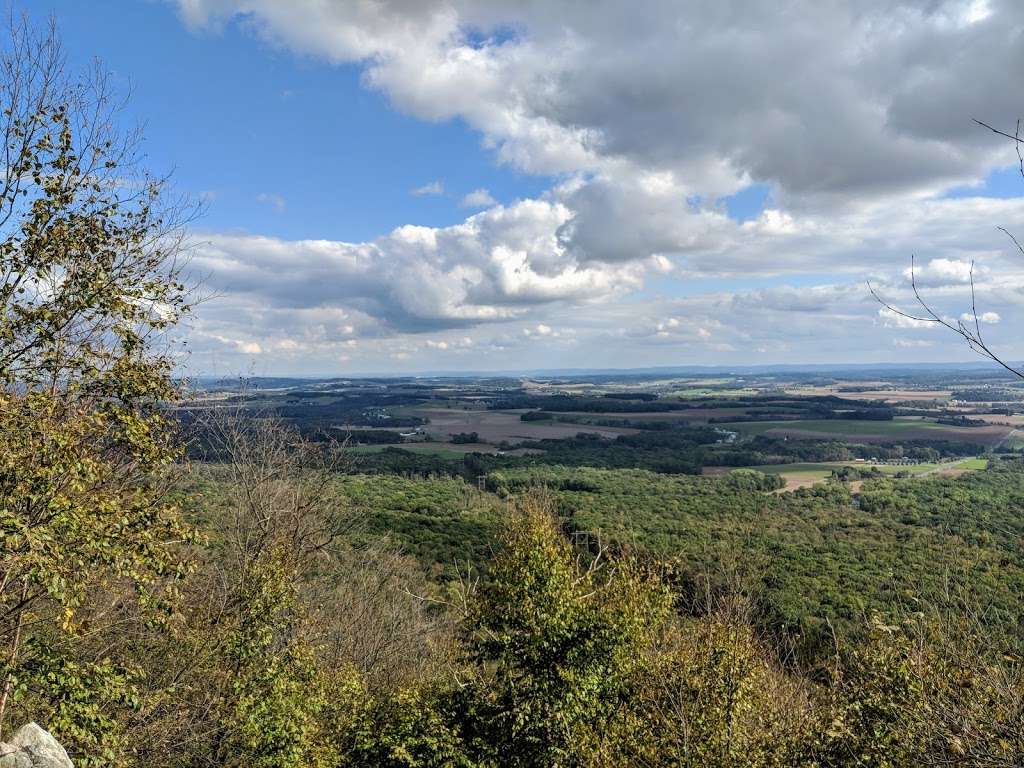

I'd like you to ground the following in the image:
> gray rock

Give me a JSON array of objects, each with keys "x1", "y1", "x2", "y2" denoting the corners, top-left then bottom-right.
[{"x1": 0, "y1": 723, "x2": 72, "y2": 768}]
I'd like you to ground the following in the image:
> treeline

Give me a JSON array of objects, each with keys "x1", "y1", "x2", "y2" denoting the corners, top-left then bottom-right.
[
  {"x1": 344, "y1": 427, "x2": 980, "y2": 480},
  {"x1": 337, "y1": 429, "x2": 408, "y2": 445},
  {"x1": 347, "y1": 427, "x2": 726, "y2": 477},
  {"x1": 730, "y1": 435, "x2": 979, "y2": 465},
  {"x1": 952, "y1": 388, "x2": 1024, "y2": 402},
  {"x1": 269, "y1": 401, "x2": 426, "y2": 428},
  {"x1": 601, "y1": 391, "x2": 659, "y2": 401},
  {"x1": 495, "y1": 392, "x2": 894, "y2": 418}
]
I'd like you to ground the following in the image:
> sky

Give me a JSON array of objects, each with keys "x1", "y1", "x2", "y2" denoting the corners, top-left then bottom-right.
[{"x1": 34, "y1": 0, "x2": 1024, "y2": 375}]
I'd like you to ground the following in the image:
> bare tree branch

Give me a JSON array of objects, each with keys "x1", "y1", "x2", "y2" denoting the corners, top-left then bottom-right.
[
  {"x1": 868, "y1": 255, "x2": 1024, "y2": 379},
  {"x1": 870, "y1": 118, "x2": 1024, "y2": 379},
  {"x1": 974, "y1": 118, "x2": 1024, "y2": 178}
]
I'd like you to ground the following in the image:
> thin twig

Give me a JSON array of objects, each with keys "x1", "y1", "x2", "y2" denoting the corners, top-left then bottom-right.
[{"x1": 868, "y1": 255, "x2": 1024, "y2": 379}]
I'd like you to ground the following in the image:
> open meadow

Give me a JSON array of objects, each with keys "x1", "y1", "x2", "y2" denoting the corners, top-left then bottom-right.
[{"x1": 738, "y1": 457, "x2": 990, "y2": 490}]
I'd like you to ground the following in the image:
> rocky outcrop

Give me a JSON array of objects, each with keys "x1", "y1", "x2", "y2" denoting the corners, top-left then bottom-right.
[{"x1": 0, "y1": 723, "x2": 73, "y2": 767}]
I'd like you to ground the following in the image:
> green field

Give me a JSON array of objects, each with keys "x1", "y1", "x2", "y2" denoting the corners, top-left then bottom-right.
[
  {"x1": 745, "y1": 463, "x2": 837, "y2": 480},
  {"x1": 957, "y1": 458, "x2": 991, "y2": 470},
  {"x1": 720, "y1": 418, "x2": 1010, "y2": 446},
  {"x1": 723, "y1": 418, "x2": 943, "y2": 436}
]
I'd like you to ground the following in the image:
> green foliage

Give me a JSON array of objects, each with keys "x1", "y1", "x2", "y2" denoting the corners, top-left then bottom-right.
[
  {"x1": 330, "y1": 474, "x2": 505, "y2": 576},
  {"x1": 217, "y1": 550, "x2": 335, "y2": 768},
  {"x1": 14, "y1": 639, "x2": 139, "y2": 767},
  {"x1": 0, "y1": 392, "x2": 190, "y2": 625},
  {"x1": 116, "y1": 452, "x2": 1024, "y2": 768},
  {"x1": 192, "y1": 461, "x2": 1024, "y2": 660},
  {"x1": 822, "y1": 614, "x2": 1024, "y2": 767},
  {"x1": 345, "y1": 686, "x2": 472, "y2": 768},
  {"x1": 634, "y1": 614, "x2": 818, "y2": 767},
  {"x1": 462, "y1": 495, "x2": 673, "y2": 767},
  {"x1": 0, "y1": 19, "x2": 192, "y2": 757},
  {"x1": 822, "y1": 616, "x2": 929, "y2": 767}
]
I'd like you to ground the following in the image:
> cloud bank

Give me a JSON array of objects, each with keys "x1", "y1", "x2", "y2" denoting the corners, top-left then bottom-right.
[{"x1": 173, "y1": 0, "x2": 1024, "y2": 373}]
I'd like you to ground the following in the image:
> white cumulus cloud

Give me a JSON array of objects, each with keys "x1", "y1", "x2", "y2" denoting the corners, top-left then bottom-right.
[{"x1": 461, "y1": 188, "x2": 497, "y2": 207}]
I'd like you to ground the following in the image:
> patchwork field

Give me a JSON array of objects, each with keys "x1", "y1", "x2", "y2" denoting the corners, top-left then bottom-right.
[
  {"x1": 785, "y1": 385, "x2": 953, "y2": 402},
  {"x1": 721, "y1": 417, "x2": 1012, "y2": 446},
  {"x1": 349, "y1": 442, "x2": 547, "y2": 458},
  {"x1": 546, "y1": 407, "x2": 751, "y2": 423},
  {"x1": 399, "y1": 406, "x2": 639, "y2": 444}
]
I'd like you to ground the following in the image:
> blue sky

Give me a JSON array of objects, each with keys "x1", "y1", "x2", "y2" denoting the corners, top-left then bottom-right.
[
  {"x1": 32, "y1": 1, "x2": 1024, "y2": 375},
  {"x1": 43, "y1": 0, "x2": 553, "y2": 241},
  {"x1": 45, "y1": 0, "x2": 784, "y2": 240}
]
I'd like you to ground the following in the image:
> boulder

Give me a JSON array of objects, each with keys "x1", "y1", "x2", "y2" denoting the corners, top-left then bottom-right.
[{"x1": 0, "y1": 723, "x2": 72, "y2": 767}]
